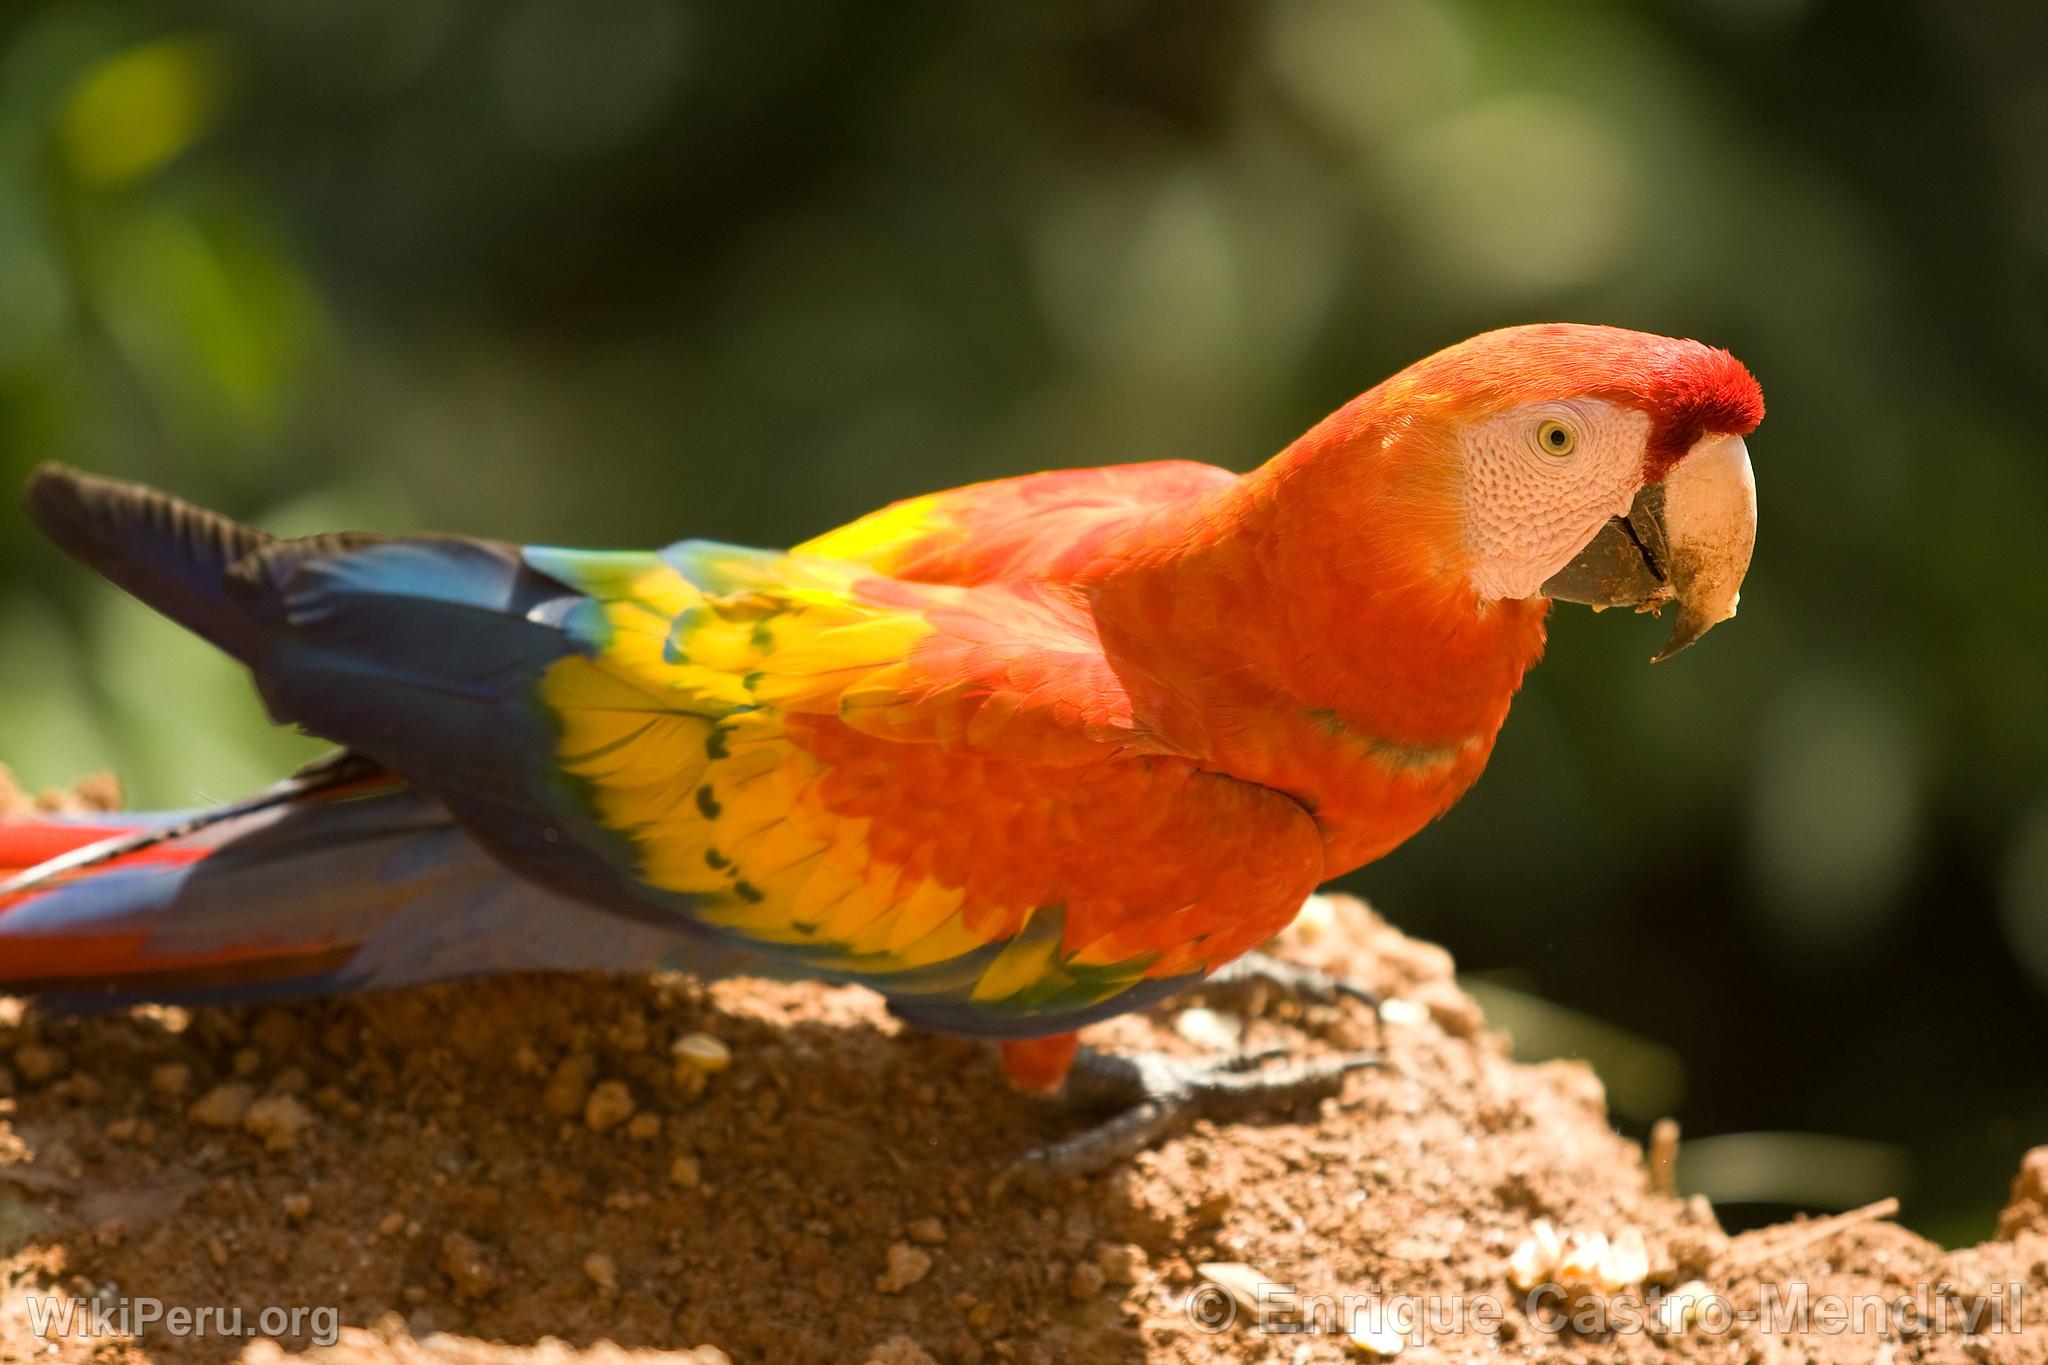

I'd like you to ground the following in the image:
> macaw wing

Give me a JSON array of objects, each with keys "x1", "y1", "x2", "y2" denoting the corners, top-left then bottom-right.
[
  {"x1": 16, "y1": 468, "x2": 1314, "y2": 1035},
  {"x1": 527, "y1": 540, "x2": 1324, "y2": 1036}
]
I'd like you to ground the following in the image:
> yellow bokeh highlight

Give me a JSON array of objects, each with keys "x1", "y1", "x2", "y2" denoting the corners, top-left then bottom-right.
[{"x1": 60, "y1": 36, "x2": 229, "y2": 188}]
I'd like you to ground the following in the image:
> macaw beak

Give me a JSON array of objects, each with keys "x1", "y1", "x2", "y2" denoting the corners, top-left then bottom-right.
[{"x1": 1540, "y1": 432, "x2": 1757, "y2": 662}]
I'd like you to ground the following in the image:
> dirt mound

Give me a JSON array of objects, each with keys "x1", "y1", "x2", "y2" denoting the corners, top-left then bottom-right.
[{"x1": 1, "y1": 893, "x2": 2041, "y2": 1364}]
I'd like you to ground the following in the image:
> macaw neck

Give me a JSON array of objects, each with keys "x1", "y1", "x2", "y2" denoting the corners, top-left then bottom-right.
[{"x1": 1086, "y1": 428, "x2": 1550, "y2": 870}]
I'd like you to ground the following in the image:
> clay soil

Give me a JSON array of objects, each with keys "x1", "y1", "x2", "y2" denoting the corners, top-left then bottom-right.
[{"x1": 2, "y1": 871, "x2": 2045, "y2": 1364}]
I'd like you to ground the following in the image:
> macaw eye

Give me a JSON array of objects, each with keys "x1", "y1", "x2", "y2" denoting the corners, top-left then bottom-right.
[{"x1": 1536, "y1": 419, "x2": 1577, "y2": 457}]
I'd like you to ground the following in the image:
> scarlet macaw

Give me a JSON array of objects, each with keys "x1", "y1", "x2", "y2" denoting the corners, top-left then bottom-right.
[{"x1": 0, "y1": 323, "x2": 1761, "y2": 1179}]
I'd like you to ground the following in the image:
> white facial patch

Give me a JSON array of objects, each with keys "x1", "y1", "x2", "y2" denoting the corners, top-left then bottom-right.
[{"x1": 1460, "y1": 399, "x2": 1652, "y2": 601}]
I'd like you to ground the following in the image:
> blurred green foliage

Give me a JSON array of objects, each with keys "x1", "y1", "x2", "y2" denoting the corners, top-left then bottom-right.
[{"x1": 2, "y1": 0, "x2": 2044, "y2": 1241}]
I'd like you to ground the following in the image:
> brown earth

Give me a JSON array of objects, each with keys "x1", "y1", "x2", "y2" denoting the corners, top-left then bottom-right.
[{"x1": 1, "y1": 818, "x2": 2044, "y2": 1364}]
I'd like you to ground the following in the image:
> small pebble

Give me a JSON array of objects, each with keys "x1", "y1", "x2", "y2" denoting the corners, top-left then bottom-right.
[
  {"x1": 543, "y1": 1055, "x2": 595, "y2": 1118},
  {"x1": 69, "y1": 772, "x2": 123, "y2": 811},
  {"x1": 670, "y1": 1155, "x2": 702, "y2": 1189},
  {"x1": 188, "y1": 1083, "x2": 256, "y2": 1129},
  {"x1": 876, "y1": 1242, "x2": 932, "y2": 1293},
  {"x1": 625, "y1": 1112, "x2": 662, "y2": 1141},
  {"x1": 232, "y1": 1047, "x2": 264, "y2": 1079},
  {"x1": 907, "y1": 1216, "x2": 947, "y2": 1245},
  {"x1": 862, "y1": 1337, "x2": 939, "y2": 1365},
  {"x1": 583, "y1": 1080, "x2": 635, "y2": 1133},
  {"x1": 1412, "y1": 979, "x2": 1484, "y2": 1039},
  {"x1": 282, "y1": 1193, "x2": 313, "y2": 1222},
  {"x1": 59, "y1": 1073, "x2": 105, "y2": 1103},
  {"x1": 249, "y1": 1011, "x2": 300, "y2": 1058},
  {"x1": 1097, "y1": 1244, "x2": 1145, "y2": 1285},
  {"x1": 12, "y1": 1044, "x2": 66, "y2": 1084},
  {"x1": 244, "y1": 1095, "x2": 314, "y2": 1152},
  {"x1": 584, "y1": 1252, "x2": 618, "y2": 1290},
  {"x1": 379, "y1": 1213, "x2": 406, "y2": 1237},
  {"x1": 151, "y1": 1062, "x2": 192, "y2": 1098},
  {"x1": 440, "y1": 1231, "x2": 502, "y2": 1299}
]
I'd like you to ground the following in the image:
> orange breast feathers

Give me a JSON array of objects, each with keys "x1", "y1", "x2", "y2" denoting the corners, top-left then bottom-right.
[{"x1": 792, "y1": 449, "x2": 1546, "y2": 876}]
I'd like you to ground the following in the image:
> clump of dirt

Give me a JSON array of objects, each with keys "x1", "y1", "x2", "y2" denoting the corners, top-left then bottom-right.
[{"x1": 1, "y1": 864, "x2": 2043, "y2": 1363}]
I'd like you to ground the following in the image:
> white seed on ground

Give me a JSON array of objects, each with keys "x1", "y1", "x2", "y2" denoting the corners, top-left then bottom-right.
[
  {"x1": 1377, "y1": 998, "x2": 1429, "y2": 1027},
  {"x1": 1195, "y1": 1262, "x2": 1268, "y2": 1317},
  {"x1": 671, "y1": 1033, "x2": 732, "y2": 1073},
  {"x1": 1600, "y1": 1228, "x2": 1649, "y2": 1287},
  {"x1": 1174, "y1": 1008, "x2": 1244, "y2": 1050},
  {"x1": 1347, "y1": 1303, "x2": 1411, "y2": 1358},
  {"x1": 1290, "y1": 894, "x2": 1340, "y2": 944},
  {"x1": 1655, "y1": 1280, "x2": 1714, "y2": 1333}
]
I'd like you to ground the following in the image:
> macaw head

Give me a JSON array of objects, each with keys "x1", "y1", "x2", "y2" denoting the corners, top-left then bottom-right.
[{"x1": 1355, "y1": 322, "x2": 1764, "y2": 661}]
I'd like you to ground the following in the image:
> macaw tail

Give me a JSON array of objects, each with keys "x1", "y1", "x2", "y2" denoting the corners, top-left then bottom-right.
[
  {"x1": 23, "y1": 463, "x2": 278, "y2": 662},
  {"x1": 0, "y1": 779, "x2": 747, "y2": 1012}
]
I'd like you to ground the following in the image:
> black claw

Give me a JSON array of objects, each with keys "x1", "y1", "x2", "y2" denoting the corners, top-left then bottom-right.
[
  {"x1": 996, "y1": 1096, "x2": 1181, "y2": 1196},
  {"x1": 1336, "y1": 980, "x2": 1383, "y2": 1011},
  {"x1": 1216, "y1": 1045, "x2": 1290, "y2": 1073},
  {"x1": 1199, "y1": 950, "x2": 1381, "y2": 1019},
  {"x1": 994, "y1": 1044, "x2": 1383, "y2": 1195},
  {"x1": 1185, "y1": 1052, "x2": 1382, "y2": 1109}
]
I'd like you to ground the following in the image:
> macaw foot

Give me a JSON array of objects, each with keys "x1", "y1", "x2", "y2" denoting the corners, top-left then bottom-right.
[
  {"x1": 1197, "y1": 948, "x2": 1383, "y2": 1017},
  {"x1": 993, "y1": 1044, "x2": 1382, "y2": 1195}
]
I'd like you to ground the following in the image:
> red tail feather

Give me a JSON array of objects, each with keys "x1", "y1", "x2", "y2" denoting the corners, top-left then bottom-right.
[{"x1": 0, "y1": 821, "x2": 135, "y2": 877}]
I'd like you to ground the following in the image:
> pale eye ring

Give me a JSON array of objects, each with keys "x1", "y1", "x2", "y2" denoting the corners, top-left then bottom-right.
[{"x1": 1536, "y1": 419, "x2": 1577, "y2": 457}]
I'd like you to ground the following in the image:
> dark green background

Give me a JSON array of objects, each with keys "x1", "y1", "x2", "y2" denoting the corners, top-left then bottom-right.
[{"x1": 2, "y1": 0, "x2": 2042, "y2": 1243}]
